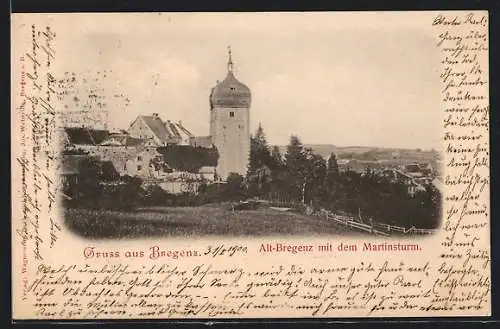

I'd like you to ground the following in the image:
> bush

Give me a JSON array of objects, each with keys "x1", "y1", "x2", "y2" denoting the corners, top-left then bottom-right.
[
  {"x1": 142, "y1": 184, "x2": 172, "y2": 206},
  {"x1": 225, "y1": 173, "x2": 247, "y2": 201},
  {"x1": 76, "y1": 175, "x2": 144, "y2": 211}
]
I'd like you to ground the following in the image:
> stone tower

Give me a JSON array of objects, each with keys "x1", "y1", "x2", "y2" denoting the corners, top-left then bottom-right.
[{"x1": 209, "y1": 47, "x2": 251, "y2": 180}]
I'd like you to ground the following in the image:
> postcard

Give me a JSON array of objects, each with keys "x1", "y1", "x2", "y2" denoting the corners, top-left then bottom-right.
[{"x1": 11, "y1": 11, "x2": 490, "y2": 319}]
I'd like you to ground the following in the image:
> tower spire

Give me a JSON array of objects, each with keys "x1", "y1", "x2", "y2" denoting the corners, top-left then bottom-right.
[{"x1": 227, "y1": 45, "x2": 233, "y2": 73}]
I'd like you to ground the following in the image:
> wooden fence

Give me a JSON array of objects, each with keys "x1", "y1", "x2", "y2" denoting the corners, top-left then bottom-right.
[
  {"x1": 325, "y1": 213, "x2": 389, "y2": 236},
  {"x1": 374, "y1": 222, "x2": 436, "y2": 235},
  {"x1": 260, "y1": 197, "x2": 437, "y2": 237},
  {"x1": 322, "y1": 212, "x2": 436, "y2": 236}
]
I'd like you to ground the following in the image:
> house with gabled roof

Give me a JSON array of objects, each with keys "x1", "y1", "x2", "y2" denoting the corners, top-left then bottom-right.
[{"x1": 127, "y1": 113, "x2": 193, "y2": 146}]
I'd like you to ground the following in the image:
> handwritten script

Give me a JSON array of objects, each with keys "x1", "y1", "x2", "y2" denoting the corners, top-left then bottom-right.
[
  {"x1": 26, "y1": 259, "x2": 491, "y2": 318},
  {"x1": 14, "y1": 22, "x2": 59, "y2": 303},
  {"x1": 434, "y1": 10, "x2": 491, "y2": 313}
]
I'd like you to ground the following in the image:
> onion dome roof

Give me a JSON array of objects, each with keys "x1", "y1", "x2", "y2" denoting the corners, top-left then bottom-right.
[{"x1": 209, "y1": 46, "x2": 251, "y2": 108}]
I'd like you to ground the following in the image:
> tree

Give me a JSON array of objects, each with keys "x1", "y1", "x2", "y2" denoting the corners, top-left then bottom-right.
[
  {"x1": 284, "y1": 135, "x2": 309, "y2": 202},
  {"x1": 225, "y1": 173, "x2": 247, "y2": 201},
  {"x1": 303, "y1": 150, "x2": 327, "y2": 207},
  {"x1": 114, "y1": 175, "x2": 143, "y2": 210},
  {"x1": 262, "y1": 145, "x2": 287, "y2": 201},
  {"x1": 251, "y1": 165, "x2": 272, "y2": 197},
  {"x1": 247, "y1": 123, "x2": 272, "y2": 197},
  {"x1": 248, "y1": 123, "x2": 271, "y2": 174},
  {"x1": 270, "y1": 145, "x2": 284, "y2": 170},
  {"x1": 335, "y1": 170, "x2": 363, "y2": 215},
  {"x1": 77, "y1": 158, "x2": 101, "y2": 204},
  {"x1": 324, "y1": 153, "x2": 340, "y2": 208},
  {"x1": 143, "y1": 184, "x2": 169, "y2": 206},
  {"x1": 327, "y1": 153, "x2": 340, "y2": 178},
  {"x1": 414, "y1": 184, "x2": 441, "y2": 228}
]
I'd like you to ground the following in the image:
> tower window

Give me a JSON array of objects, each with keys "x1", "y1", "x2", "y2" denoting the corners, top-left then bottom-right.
[{"x1": 229, "y1": 111, "x2": 235, "y2": 118}]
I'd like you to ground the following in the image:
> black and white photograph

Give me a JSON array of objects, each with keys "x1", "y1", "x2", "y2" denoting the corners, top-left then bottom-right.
[{"x1": 53, "y1": 13, "x2": 443, "y2": 239}]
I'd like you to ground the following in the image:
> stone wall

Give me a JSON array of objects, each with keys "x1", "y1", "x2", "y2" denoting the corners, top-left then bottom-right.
[
  {"x1": 77, "y1": 144, "x2": 216, "y2": 194},
  {"x1": 77, "y1": 145, "x2": 160, "y2": 178}
]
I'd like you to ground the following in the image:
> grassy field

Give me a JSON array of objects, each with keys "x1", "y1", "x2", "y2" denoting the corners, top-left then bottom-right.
[{"x1": 64, "y1": 203, "x2": 355, "y2": 239}]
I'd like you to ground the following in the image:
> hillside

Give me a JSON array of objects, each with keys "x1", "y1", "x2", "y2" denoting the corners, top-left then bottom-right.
[
  {"x1": 64, "y1": 204, "x2": 356, "y2": 238},
  {"x1": 275, "y1": 144, "x2": 441, "y2": 163}
]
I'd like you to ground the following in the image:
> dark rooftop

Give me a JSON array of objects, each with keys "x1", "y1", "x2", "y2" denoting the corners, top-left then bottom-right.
[{"x1": 65, "y1": 127, "x2": 109, "y2": 145}]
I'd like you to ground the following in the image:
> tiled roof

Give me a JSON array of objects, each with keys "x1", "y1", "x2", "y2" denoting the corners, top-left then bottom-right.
[
  {"x1": 139, "y1": 115, "x2": 194, "y2": 144},
  {"x1": 190, "y1": 136, "x2": 213, "y2": 148},
  {"x1": 210, "y1": 71, "x2": 251, "y2": 108},
  {"x1": 173, "y1": 121, "x2": 194, "y2": 138},
  {"x1": 140, "y1": 115, "x2": 171, "y2": 143},
  {"x1": 65, "y1": 127, "x2": 109, "y2": 145},
  {"x1": 165, "y1": 120, "x2": 194, "y2": 142}
]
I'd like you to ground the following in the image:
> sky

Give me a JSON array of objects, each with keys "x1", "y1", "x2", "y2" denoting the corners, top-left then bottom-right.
[{"x1": 19, "y1": 12, "x2": 442, "y2": 149}]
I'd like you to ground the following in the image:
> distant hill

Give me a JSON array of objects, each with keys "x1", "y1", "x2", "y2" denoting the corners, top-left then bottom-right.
[
  {"x1": 275, "y1": 144, "x2": 337, "y2": 159},
  {"x1": 275, "y1": 144, "x2": 441, "y2": 163},
  {"x1": 304, "y1": 144, "x2": 338, "y2": 158}
]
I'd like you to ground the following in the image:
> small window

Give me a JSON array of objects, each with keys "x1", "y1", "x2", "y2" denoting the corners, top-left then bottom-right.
[
  {"x1": 229, "y1": 111, "x2": 235, "y2": 118},
  {"x1": 137, "y1": 165, "x2": 142, "y2": 171},
  {"x1": 137, "y1": 156, "x2": 142, "y2": 161}
]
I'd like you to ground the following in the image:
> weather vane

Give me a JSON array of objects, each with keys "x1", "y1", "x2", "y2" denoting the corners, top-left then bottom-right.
[{"x1": 227, "y1": 45, "x2": 233, "y2": 72}]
